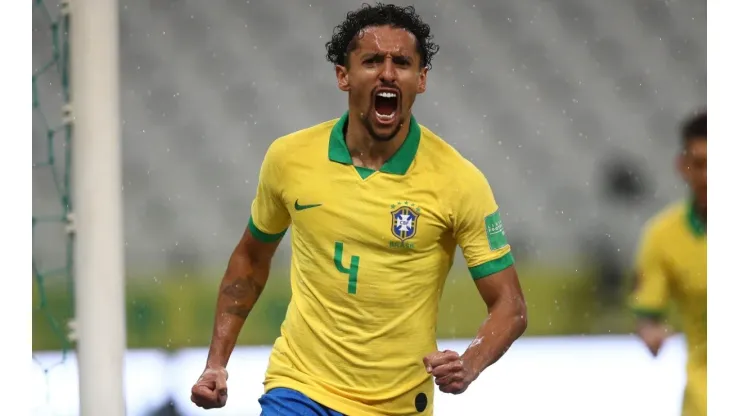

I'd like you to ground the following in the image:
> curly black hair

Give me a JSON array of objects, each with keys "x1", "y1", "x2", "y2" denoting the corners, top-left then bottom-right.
[
  {"x1": 325, "y1": 3, "x2": 440, "y2": 69},
  {"x1": 680, "y1": 109, "x2": 707, "y2": 148}
]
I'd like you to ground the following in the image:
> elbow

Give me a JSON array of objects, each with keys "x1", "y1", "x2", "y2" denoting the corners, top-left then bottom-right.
[
  {"x1": 512, "y1": 298, "x2": 528, "y2": 337},
  {"x1": 489, "y1": 296, "x2": 528, "y2": 337},
  {"x1": 233, "y1": 243, "x2": 269, "y2": 272}
]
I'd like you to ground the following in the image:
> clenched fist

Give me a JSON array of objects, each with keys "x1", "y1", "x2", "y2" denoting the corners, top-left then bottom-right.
[
  {"x1": 423, "y1": 350, "x2": 475, "y2": 395},
  {"x1": 191, "y1": 367, "x2": 229, "y2": 409}
]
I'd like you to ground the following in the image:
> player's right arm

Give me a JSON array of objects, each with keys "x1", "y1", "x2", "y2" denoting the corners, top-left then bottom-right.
[
  {"x1": 630, "y1": 221, "x2": 672, "y2": 357},
  {"x1": 191, "y1": 143, "x2": 291, "y2": 409}
]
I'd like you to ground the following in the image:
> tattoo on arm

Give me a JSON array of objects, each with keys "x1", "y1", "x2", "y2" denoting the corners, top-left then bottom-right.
[
  {"x1": 221, "y1": 277, "x2": 264, "y2": 319},
  {"x1": 221, "y1": 277, "x2": 262, "y2": 298},
  {"x1": 225, "y1": 305, "x2": 251, "y2": 319}
]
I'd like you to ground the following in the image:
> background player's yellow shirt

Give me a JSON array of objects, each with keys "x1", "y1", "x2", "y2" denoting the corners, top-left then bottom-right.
[
  {"x1": 248, "y1": 112, "x2": 513, "y2": 416},
  {"x1": 630, "y1": 201, "x2": 706, "y2": 416}
]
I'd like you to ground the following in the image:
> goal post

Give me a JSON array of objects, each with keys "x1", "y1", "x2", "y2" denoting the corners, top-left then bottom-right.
[{"x1": 70, "y1": 0, "x2": 126, "y2": 414}]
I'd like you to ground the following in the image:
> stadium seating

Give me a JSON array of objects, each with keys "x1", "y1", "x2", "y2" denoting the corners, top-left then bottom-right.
[{"x1": 33, "y1": 0, "x2": 706, "y2": 273}]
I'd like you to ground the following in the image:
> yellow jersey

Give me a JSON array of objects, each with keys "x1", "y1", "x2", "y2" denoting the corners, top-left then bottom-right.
[
  {"x1": 248, "y1": 112, "x2": 514, "y2": 415},
  {"x1": 630, "y1": 201, "x2": 707, "y2": 416}
]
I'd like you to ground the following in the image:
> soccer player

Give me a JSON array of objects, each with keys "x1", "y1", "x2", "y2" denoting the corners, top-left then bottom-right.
[
  {"x1": 190, "y1": 4, "x2": 527, "y2": 415},
  {"x1": 630, "y1": 110, "x2": 706, "y2": 416}
]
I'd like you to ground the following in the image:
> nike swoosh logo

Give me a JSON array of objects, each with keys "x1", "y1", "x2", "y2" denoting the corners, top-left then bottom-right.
[{"x1": 294, "y1": 200, "x2": 322, "y2": 211}]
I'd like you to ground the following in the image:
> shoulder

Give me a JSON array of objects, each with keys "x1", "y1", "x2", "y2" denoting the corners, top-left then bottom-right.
[
  {"x1": 417, "y1": 124, "x2": 488, "y2": 184},
  {"x1": 265, "y1": 118, "x2": 339, "y2": 162},
  {"x1": 640, "y1": 201, "x2": 686, "y2": 243}
]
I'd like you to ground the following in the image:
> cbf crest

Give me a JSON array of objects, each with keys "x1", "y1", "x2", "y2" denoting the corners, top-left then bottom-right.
[{"x1": 390, "y1": 202, "x2": 422, "y2": 242}]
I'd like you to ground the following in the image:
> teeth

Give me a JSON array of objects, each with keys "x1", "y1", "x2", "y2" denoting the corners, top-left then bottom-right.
[
  {"x1": 376, "y1": 111, "x2": 396, "y2": 120},
  {"x1": 377, "y1": 91, "x2": 397, "y2": 98}
]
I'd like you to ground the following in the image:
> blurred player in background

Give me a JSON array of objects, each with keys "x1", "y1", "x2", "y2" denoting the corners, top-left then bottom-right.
[
  {"x1": 630, "y1": 110, "x2": 706, "y2": 416},
  {"x1": 190, "y1": 3, "x2": 527, "y2": 416}
]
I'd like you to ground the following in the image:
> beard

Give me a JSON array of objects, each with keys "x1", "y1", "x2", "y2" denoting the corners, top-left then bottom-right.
[{"x1": 360, "y1": 110, "x2": 405, "y2": 142}]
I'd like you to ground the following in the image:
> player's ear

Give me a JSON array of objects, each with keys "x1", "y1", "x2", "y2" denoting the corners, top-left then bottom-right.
[
  {"x1": 417, "y1": 66, "x2": 428, "y2": 94},
  {"x1": 336, "y1": 65, "x2": 350, "y2": 92}
]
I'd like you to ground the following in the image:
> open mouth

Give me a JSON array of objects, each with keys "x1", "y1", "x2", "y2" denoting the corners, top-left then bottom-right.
[{"x1": 373, "y1": 89, "x2": 399, "y2": 124}]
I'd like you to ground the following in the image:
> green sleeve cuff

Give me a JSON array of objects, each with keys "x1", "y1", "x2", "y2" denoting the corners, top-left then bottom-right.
[
  {"x1": 247, "y1": 216, "x2": 287, "y2": 243},
  {"x1": 469, "y1": 252, "x2": 515, "y2": 280},
  {"x1": 631, "y1": 307, "x2": 666, "y2": 320}
]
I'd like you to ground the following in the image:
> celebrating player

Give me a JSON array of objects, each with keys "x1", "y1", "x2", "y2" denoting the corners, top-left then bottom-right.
[
  {"x1": 191, "y1": 3, "x2": 527, "y2": 415},
  {"x1": 630, "y1": 110, "x2": 706, "y2": 416}
]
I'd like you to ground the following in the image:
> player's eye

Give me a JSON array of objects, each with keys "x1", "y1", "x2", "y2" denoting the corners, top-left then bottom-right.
[
  {"x1": 363, "y1": 55, "x2": 383, "y2": 65},
  {"x1": 393, "y1": 57, "x2": 411, "y2": 67}
]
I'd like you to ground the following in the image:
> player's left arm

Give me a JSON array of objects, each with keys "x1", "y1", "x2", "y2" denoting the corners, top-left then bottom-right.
[
  {"x1": 424, "y1": 165, "x2": 527, "y2": 394},
  {"x1": 463, "y1": 266, "x2": 526, "y2": 372}
]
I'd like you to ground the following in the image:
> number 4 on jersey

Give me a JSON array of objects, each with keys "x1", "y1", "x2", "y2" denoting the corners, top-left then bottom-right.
[{"x1": 334, "y1": 241, "x2": 360, "y2": 294}]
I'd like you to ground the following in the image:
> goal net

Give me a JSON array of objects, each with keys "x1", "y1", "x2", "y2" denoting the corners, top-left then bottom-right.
[{"x1": 32, "y1": 0, "x2": 75, "y2": 379}]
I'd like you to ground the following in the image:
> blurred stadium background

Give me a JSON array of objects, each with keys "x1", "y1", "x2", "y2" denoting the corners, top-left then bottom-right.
[{"x1": 32, "y1": 0, "x2": 706, "y2": 415}]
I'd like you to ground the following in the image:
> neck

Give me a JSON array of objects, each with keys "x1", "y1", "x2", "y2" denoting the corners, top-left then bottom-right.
[
  {"x1": 693, "y1": 201, "x2": 707, "y2": 223},
  {"x1": 345, "y1": 111, "x2": 410, "y2": 170}
]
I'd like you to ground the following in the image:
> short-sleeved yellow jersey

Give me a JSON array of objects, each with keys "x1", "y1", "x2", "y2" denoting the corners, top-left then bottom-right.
[
  {"x1": 248, "y1": 112, "x2": 513, "y2": 415},
  {"x1": 630, "y1": 201, "x2": 706, "y2": 416}
]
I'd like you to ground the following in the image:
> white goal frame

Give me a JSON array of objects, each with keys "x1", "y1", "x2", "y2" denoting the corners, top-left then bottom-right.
[{"x1": 70, "y1": 0, "x2": 126, "y2": 414}]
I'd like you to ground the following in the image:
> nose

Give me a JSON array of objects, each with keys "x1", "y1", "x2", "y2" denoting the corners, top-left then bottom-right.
[{"x1": 379, "y1": 56, "x2": 397, "y2": 84}]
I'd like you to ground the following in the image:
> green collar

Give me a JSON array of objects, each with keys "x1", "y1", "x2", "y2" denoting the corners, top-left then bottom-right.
[
  {"x1": 687, "y1": 200, "x2": 706, "y2": 237},
  {"x1": 328, "y1": 111, "x2": 421, "y2": 175}
]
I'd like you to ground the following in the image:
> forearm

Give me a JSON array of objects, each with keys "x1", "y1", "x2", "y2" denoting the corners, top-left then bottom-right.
[
  {"x1": 205, "y1": 250, "x2": 269, "y2": 369},
  {"x1": 461, "y1": 300, "x2": 527, "y2": 378},
  {"x1": 636, "y1": 316, "x2": 664, "y2": 330},
  {"x1": 635, "y1": 314, "x2": 668, "y2": 340}
]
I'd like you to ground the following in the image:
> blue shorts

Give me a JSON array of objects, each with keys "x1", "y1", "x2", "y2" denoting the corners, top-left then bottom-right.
[{"x1": 259, "y1": 387, "x2": 344, "y2": 416}]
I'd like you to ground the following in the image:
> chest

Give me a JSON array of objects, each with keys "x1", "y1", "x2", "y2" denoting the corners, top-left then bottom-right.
[
  {"x1": 664, "y1": 234, "x2": 707, "y2": 301},
  {"x1": 282, "y1": 164, "x2": 451, "y2": 255}
]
